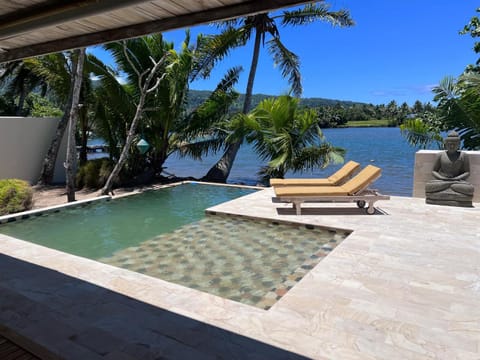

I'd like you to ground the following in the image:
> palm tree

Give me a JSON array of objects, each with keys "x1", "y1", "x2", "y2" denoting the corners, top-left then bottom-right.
[
  {"x1": 66, "y1": 48, "x2": 86, "y2": 201},
  {"x1": 242, "y1": 95, "x2": 344, "y2": 183},
  {"x1": 434, "y1": 73, "x2": 480, "y2": 149},
  {"x1": 25, "y1": 52, "x2": 93, "y2": 184},
  {"x1": 89, "y1": 33, "x2": 241, "y2": 188},
  {"x1": 202, "y1": 2, "x2": 354, "y2": 182},
  {"x1": 400, "y1": 74, "x2": 480, "y2": 150},
  {"x1": 401, "y1": 7, "x2": 480, "y2": 150},
  {"x1": 0, "y1": 61, "x2": 46, "y2": 115}
]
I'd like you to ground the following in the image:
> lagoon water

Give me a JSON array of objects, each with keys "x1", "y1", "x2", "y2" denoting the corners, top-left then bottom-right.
[{"x1": 163, "y1": 127, "x2": 421, "y2": 197}]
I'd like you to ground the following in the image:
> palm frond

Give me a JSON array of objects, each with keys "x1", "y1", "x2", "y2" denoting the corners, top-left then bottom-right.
[
  {"x1": 290, "y1": 144, "x2": 345, "y2": 172},
  {"x1": 194, "y1": 28, "x2": 248, "y2": 80},
  {"x1": 174, "y1": 137, "x2": 225, "y2": 159},
  {"x1": 434, "y1": 75, "x2": 480, "y2": 149},
  {"x1": 181, "y1": 66, "x2": 241, "y2": 138},
  {"x1": 281, "y1": 4, "x2": 354, "y2": 27},
  {"x1": 267, "y1": 38, "x2": 302, "y2": 96}
]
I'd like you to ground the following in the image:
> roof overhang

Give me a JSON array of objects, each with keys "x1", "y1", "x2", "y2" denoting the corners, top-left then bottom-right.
[{"x1": 0, "y1": 0, "x2": 312, "y2": 63}]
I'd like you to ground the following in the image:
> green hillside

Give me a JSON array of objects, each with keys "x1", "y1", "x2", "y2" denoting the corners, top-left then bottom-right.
[{"x1": 187, "y1": 89, "x2": 364, "y2": 112}]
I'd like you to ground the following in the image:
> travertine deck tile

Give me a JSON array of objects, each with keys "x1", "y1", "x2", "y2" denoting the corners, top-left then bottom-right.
[{"x1": 0, "y1": 187, "x2": 479, "y2": 359}]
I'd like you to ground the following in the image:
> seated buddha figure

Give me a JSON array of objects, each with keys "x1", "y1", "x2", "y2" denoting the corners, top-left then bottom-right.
[{"x1": 425, "y1": 131, "x2": 474, "y2": 207}]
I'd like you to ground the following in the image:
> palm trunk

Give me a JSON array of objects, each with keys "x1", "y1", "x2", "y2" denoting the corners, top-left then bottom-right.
[
  {"x1": 203, "y1": 29, "x2": 262, "y2": 183},
  {"x1": 37, "y1": 73, "x2": 75, "y2": 186},
  {"x1": 65, "y1": 48, "x2": 85, "y2": 202},
  {"x1": 15, "y1": 88, "x2": 27, "y2": 116},
  {"x1": 202, "y1": 141, "x2": 241, "y2": 183},
  {"x1": 242, "y1": 29, "x2": 262, "y2": 114},
  {"x1": 79, "y1": 107, "x2": 88, "y2": 166},
  {"x1": 153, "y1": 140, "x2": 169, "y2": 177}
]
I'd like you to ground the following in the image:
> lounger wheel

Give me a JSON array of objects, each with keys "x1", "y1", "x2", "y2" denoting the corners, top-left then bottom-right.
[
  {"x1": 356, "y1": 200, "x2": 366, "y2": 208},
  {"x1": 366, "y1": 206, "x2": 376, "y2": 215}
]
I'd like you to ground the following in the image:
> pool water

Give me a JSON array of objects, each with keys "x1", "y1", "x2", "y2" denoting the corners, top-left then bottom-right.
[
  {"x1": 0, "y1": 183, "x2": 255, "y2": 259},
  {"x1": 0, "y1": 183, "x2": 349, "y2": 309},
  {"x1": 100, "y1": 215, "x2": 349, "y2": 309}
]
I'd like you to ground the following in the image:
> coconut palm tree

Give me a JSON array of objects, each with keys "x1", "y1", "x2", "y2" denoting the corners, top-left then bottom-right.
[
  {"x1": 0, "y1": 60, "x2": 46, "y2": 115},
  {"x1": 402, "y1": 8, "x2": 480, "y2": 150},
  {"x1": 240, "y1": 95, "x2": 344, "y2": 183},
  {"x1": 202, "y1": 2, "x2": 354, "y2": 182},
  {"x1": 89, "y1": 33, "x2": 241, "y2": 188},
  {"x1": 400, "y1": 74, "x2": 480, "y2": 150},
  {"x1": 65, "y1": 48, "x2": 86, "y2": 201},
  {"x1": 434, "y1": 73, "x2": 480, "y2": 149},
  {"x1": 25, "y1": 51, "x2": 94, "y2": 184}
]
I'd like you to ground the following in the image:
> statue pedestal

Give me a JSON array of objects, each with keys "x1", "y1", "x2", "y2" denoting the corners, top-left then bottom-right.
[
  {"x1": 413, "y1": 150, "x2": 480, "y2": 203},
  {"x1": 425, "y1": 188, "x2": 473, "y2": 207}
]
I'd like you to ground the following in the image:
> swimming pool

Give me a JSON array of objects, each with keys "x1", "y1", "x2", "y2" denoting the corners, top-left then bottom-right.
[
  {"x1": 0, "y1": 183, "x2": 349, "y2": 309},
  {"x1": 0, "y1": 183, "x2": 256, "y2": 258}
]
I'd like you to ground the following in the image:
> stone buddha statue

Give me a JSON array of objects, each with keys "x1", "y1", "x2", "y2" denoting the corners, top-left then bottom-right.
[{"x1": 425, "y1": 130, "x2": 474, "y2": 207}]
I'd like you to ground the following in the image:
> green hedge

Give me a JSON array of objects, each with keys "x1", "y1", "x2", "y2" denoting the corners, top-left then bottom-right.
[
  {"x1": 76, "y1": 158, "x2": 114, "y2": 189},
  {"x1": 0, "y1": 179, "x2": 33, "y2": 215}
]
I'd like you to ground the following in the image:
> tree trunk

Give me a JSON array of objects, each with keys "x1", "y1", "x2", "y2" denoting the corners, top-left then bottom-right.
[
  {"x1": 15, "y1": 88, "x2": 26, "y2": 116},
  {"x1": 101, "y1": 44, "x2": 165, "y2": 196},
  {"x1": 101, "y1": 98, "x2": 146, "y2": 195},
  {"x1": 78, "y1": 106, "x2": 88, "y2": 166},
  {"x1": 65, "y1": 48, "x2": 86, "y2": 202},
  {"x1": 242, "y1": 28, "x2": 262, "y2": 114},
  {"x1": 203, "y1": 29, "x2": 262, "y2": 183},
  {"x1": 37, "y1": 74, "x2": 75, "y2": 186},
  {"x1": 202, "y1": 141, "x2": 241, "y2": 183},
  {"x1": 152, "y1": 140, "x2": 169, "y2": 177}
]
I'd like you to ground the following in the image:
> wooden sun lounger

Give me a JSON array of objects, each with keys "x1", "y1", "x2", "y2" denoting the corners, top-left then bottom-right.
[
  {"x1": 272, "y1": 165, "x2": 390, "y2": 215},
  {"x1": 269, "y1": 160, "x2": 360, "y2": 187}
]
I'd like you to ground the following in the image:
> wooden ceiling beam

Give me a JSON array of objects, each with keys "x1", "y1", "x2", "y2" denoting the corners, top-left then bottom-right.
[
  {"x1": 0, "y1": 0, "x2": 311, "y2": 63},
  {"x1": 0, "y1": 0, "x2": 152, "y2": 41}
]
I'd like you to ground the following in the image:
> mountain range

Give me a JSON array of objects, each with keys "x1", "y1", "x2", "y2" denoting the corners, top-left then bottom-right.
[{"x1": 187, "y1": 89, "x2": 364, "y2": 112}]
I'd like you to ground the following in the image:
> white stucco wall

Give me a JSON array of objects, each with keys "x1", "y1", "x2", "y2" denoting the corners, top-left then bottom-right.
[
  {"x1": 413, "y1": 150, "x2": 480, "y2": 202},
  {"x1": 0, "y1": 117, "x2": 67, "y2": 184}
]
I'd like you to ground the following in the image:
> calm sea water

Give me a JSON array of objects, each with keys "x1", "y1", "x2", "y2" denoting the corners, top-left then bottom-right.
[{"x1": 163, "y1": 127, "x2": 419, "y2": 197}]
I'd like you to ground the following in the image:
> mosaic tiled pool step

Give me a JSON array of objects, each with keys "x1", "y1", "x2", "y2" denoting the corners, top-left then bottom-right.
[{"x1": 100, "y1": 215, "x2": 350, "y2": 309}]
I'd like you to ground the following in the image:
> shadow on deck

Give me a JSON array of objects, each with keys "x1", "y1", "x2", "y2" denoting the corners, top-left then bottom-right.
[{"x1": 0, "y1": 254, "x2": 308, "y2": 359}]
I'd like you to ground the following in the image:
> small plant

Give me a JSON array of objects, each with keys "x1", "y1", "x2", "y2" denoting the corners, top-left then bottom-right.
[
  {"x1": 0, "y1": 179, "x2": 33, "y2": 215},
  {"x1": 76, "y1": 158, "x2": 114, "y2": 189}
]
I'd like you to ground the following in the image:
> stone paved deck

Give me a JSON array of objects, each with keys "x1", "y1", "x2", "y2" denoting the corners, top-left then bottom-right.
[{"x1": 0, "y1": 187, "x2": 479, "y2": 359}]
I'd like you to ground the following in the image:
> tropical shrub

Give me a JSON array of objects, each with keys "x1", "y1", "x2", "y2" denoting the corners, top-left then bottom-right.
[
  {"x1": 244, "y1": 96, "x2": 345, "y2": 183},
  {"x1": 26, "y1": 93, "x2": 63, "y2": 117},
  {"x1": 76, "y1": 158, "x2": 114, "y2": 189},
  {"x1": 0, "y1": 179, "x2": 33, "y2": 215}
]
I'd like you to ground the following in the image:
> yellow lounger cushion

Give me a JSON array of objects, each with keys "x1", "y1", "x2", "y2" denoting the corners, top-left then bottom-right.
[
  {"x1": 273, "y1": 165, "x2": 382, "y2": 197},
  {"x1": 327, "y1": 160, "x2": 361, "y2": 183},
  {"x1": 275, "y1": 186, "x2": 349, "y2": 197},
  {"x1": 270, "y1": 178, "x2": 332, "y2": 186},
  {"x1": 269, "y1": 160, "x2": 360, "y2": 187},
  {"x1": 341, "y1": 165, "x2": 381, "y2": 194}
]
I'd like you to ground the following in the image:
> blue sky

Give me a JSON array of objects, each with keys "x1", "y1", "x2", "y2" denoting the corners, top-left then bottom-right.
[{"x1": 91, "y1": 1, "x2": 478, "y2": 106}]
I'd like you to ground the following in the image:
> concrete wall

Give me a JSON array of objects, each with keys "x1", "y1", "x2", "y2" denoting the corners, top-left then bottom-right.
[
  {"x1": 413, "y1": 150, "x2": 480, "y2": 202},
  {"x1": 0, "y1": 117, "x2": 67, "y2": 184}
]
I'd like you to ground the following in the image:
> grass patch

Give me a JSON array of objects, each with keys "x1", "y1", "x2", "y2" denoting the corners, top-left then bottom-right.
[{"x1": 345, "y1": 119, "x2": 392, "y2": 127}]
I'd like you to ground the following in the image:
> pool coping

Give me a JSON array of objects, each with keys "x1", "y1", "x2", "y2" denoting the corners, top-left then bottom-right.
[
  {"x1": 0, "y1": 196, "x2": 111, "y2": 224},
  {"x1": 1, "y1": 185, "x2": 479, "y2": 359}
]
